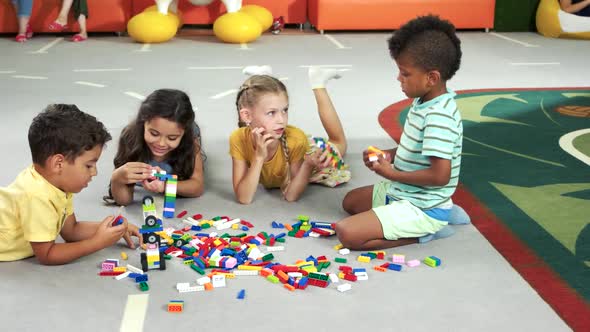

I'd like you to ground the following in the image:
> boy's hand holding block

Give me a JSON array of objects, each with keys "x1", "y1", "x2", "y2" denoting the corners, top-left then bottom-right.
[{"x1": 367, "y1": 146, "x2": 386, "y2": 162}]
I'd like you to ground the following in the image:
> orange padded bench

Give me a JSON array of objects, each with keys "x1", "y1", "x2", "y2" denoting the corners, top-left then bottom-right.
[
  {"x1": 131, "y1": 0, "x2": 307, "y2": 25},
  {"x1": 0, "y1": 0, "x2": 131, "y2": 33},
  {"x1": 308, "y1": 0, "x2": 496, "y2": 32}
]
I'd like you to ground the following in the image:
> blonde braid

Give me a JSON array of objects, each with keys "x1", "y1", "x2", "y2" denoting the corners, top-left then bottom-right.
[{"x1": 279, "y1": 134, "x2": 291, "y2": 193}]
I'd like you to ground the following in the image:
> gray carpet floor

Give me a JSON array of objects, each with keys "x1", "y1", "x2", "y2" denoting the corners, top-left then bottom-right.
[{"x1": 0, "y1": 29, "x2": 581, "y2": 331}]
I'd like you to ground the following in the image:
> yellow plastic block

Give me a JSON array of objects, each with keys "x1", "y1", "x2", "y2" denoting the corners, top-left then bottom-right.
[
  {"x1": 238, "y1": 265, "x2": 262, "y2": 271},
  {"x1": 357, "y1": 256, "x2": 371, "y2": 263},
  {"x1": 113, "y1": 267, "x2": 127, "y2": 273},
  {"x1": 231, "y1": 224, "x2": 239, "y2": 230},
  {"x1": 333, "y1": 243, "x2": 344, "y2": 251},
  {"x1": 120, "y1": 252, "x2": 128, "y2": 260}
]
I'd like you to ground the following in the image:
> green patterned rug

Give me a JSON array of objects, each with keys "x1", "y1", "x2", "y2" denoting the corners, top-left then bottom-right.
[{"x1": 379, "y1": 87, "x2": 590, "y2": 330}]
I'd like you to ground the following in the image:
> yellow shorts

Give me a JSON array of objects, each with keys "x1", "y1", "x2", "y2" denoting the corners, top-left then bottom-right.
[{"x1": 372, "y1": 181, "x2": 447, "y2": 240}]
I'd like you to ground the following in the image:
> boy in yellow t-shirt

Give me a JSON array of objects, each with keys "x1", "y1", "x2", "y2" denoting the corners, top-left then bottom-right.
[{"x1": 0, "y1": 105, "x2": 141, "y2": 264}]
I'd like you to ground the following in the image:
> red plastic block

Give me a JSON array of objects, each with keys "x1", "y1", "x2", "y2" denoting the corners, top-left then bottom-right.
[
  {"x1": 240, "y1": 220, "x2": 254, "y2": 228},
  {"x1": 177, "y1": 210, "x2": 188, "y2": 218},
  {"x1": 192, "y1": 214, "x2": 203, "y2": 220}
]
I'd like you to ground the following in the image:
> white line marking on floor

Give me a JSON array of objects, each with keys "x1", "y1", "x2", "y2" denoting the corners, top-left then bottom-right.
[
  {"x1": 136, "y1": 44, "x2": 151, "y2": 52},
  {"x1": 125, "y1": 91, "x2": 146, "y2": 100},
  {"x1": 210, "y1": 89, "x2": 238, "y2": 99},
  {"x1": 0, "y1": 71, "x2": 16, "y2": 74},
  {"x1": 239, "y1": 43, "x2": 251, "y2": 50},
  {"x1": 30, "y1": 37, "x2": 64, "y2": 54},
  {"x1": 490, "y1": 32, "x2": 539, "y2": 47},
  {"x1": 12, "y1": 75, "x2": 48, "y2": 80},
  {"x1": 278, "y1": 77, "x2": 289, "y2": 81},
  {"x1": 119, "y1": 294, "x2": 149, "y2": 332},
  {"x1": 188, "y1": 66, "x2": 244, "y2": 70},
  {"x1": 324, "y1": 34, "x2": 350, "y2": 49},
  {"x1": 299, "y1": 64, "x2": 353, "y2": 68},
  {"x1": 75, "y1": 81, "x2": 106, "y2": 88},
  {"x1": 559, "y1": 128, "x2": 590, "y2": 166},
  {"x1": 510, "y1": 62, "x2": 560, "y2": 66},
  {"x1": 74, "y1": 68, "x2": 132, "y2": 72}
]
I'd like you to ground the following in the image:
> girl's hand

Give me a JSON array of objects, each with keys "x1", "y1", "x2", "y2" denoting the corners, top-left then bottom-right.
[
  {"x1": 142, "y1": 178, "x2": 165, "y2": 193},
  {"x1": 92, "y1": 216, "x2": 126, "y2": 248},
  {"x1": 251, "y1": 127, "x2": 273, "y2": 161},
  {"x1": 304, "y1": 149, "x2": 329, "y2": 169},
  {"x1": 113, "y1": 162, "x2": 153, "y2": 184}
]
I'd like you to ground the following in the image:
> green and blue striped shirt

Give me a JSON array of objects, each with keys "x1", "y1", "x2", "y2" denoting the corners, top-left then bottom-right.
[{"x1": 388, "y1": 90, "x2": 463, "y2": 209}]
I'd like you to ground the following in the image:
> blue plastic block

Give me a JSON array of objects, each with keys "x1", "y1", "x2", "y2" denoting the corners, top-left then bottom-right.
[
  {"x1": 139, "y1": 226, "x2": 163, "y2": 234},
  {"x1": 241, "y1": 226, "x2": 249, "y2": 231},
  {"x1": 249, "y1": 239, "x2": 261, "y2": 245},
  {"x1": 388, "y1": 263, "x2": 402, "y2": 271},
  {"x1": 128, "y1": 273, "x2": 142, "y2": 279},
  {"x1": 237, "y1": 289, "x2": 246, "y2": 300},
  {"x1": 299, "y1": 277, "x2": 308, "y2": 288},
  {"x1": 352, "y1": 268, "x2": 366, "y2": 273},
  {"x1": 163, "y1": 211, "x2": 174, "y2": 218},
  {"x1": 287, "y1": 277, "x2": 295, "y2": 286},
  {"x1": 193, "y1": 258, "x2": 206, "y2": 269},
  {"x1": 191, "y1": 225, "x2": 202, "y2": 231},
  {"x1": 135, "y1": 274, "x2": 148, "y2": 283}
]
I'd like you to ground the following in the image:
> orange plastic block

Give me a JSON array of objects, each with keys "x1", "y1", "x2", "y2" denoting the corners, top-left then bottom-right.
[
  {"x1": 284, "y1": 284, "x2": 296, "y2": 292},
  {"x1": 204, "y1": 283, "x2": 214, "y2": 291},
  {"x1": 373, "y1": 266, "x2": 387, "y2": 272},
  {"x1": 284, "y1": 223, "x2": 293, "y2": 231}
]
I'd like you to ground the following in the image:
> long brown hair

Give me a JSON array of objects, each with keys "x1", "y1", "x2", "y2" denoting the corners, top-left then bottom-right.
[{"x1": 114, "y1": 89, "x2": 203, "y2": 180}]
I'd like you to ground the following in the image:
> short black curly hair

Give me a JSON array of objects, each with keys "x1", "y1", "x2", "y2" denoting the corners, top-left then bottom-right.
[
  {"x1": 388, "y1": 15, "x2": 462, "y2": 81},
  {"x1": 28, "y1": 104, "x2": 112, "y2": 164}
]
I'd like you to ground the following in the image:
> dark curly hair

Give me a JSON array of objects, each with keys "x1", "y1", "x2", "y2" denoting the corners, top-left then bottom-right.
[
  {"x1": 388, "y1": 15, "x2": 462, "y2": 81},
  {"x1": 28, "y1": 104, "x2": 112, "y2": 165}
]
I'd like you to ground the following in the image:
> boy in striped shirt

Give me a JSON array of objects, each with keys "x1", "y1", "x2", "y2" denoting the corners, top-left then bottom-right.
[{"x1": 335, "y1": 15, "x2": 470, "y2": 250}]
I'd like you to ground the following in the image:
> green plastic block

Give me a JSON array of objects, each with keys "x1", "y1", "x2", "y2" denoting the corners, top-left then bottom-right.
[
  {"x1": 164, "y1": 254, "x2": 172, "y2": 260},
  {"x1": 201, "y1": 223, "x2": 211, "y2": 229},
  {"x1": 366, "y1": 252, "x2": 377, "y2": 259},
  {"x1": 335, "y1": 257, "x2": 347, "y2": 263},
  {"x1": 276, "y1": 238, "x2": 286, "y2": 243},
  {"x1": 139, "y1": 281, "x2": 149, "y2": 291},
  {"x1": 288, "y1": 230, "x2": 297, "y2": 237},
  {"x1": 212, "y1": 216, "x2": 222, "y2": 221},
  {"x1": 267, "y1": 275, "x2": 280, "y2": 284},
  {"x1": 190, "y1": 264, "x2": 205, "y2": 275},
  {"x1": 297, "y1": 215, "x2": 310, "y2": 222}
]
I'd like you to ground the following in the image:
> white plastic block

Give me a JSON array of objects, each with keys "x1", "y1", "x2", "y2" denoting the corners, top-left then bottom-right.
[
  {"x1": 233, "y1": 270, "x2": 259, "y2": 276},
  {"x1": 287, "y1": 272, "x2": 303, "y2": 278},
  {"x1": 308, "y1": 232, "x2": 320, "y2": 238},
  {"x1": 183, "y1": 217, "x2": 199, "y2": 226},
  {"x1": 115, "y1": 271, "x2": 131, "y2": 280},
  {"x1": 356, "y1": 272, "x2": 369, "y2": 281},
  {"x1": 179, "y1": 285, "x2": 204, "y2": 293},
  {"x1": 266, "y1": 246, "x2": 285, "y2": 252},
  {"x1": 126, "y1": 264, "x2": 144, "y2": 275},
  {"x1": 338, "y1": 248, "x2": 351, "y2": 255},
  {"x1": 209, "y1": 232, "x2": 218, "y2": 238},
  {"x1": 248, "y1": 247, "x2": 262, "y2": 260},
  {"x1": 176, "y1": 282, "x2": 190, "y2": 290},
  {"x1": 337, "y1": 283, "x2": 352, "y2": 292},
  {"x1": 211, "y1": 275, "x2": 226, "y2": 288},
  {"x1": 197, "y1": 276, "x2": 211, "y2": 285},
  {"x1": 216, "y1": 218, "x2": 241, "y2": 230},
  {"x1": 329, "y1": 273, "x2": 339, "y2": 283}
]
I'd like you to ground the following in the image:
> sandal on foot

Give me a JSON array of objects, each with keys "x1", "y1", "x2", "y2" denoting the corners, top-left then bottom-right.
[
  {"x1": 48, "y1": 21, "x2": 68, "y2": 31},
  {"x1": 15, "y1": 34, "x2": 27, "y2": 42},
  {"x1": 71, "y1": 34, "x2": 87, "y2": 42},
  {"x1": 26, "y1": 23, "x2": 33, "y2": 38}
]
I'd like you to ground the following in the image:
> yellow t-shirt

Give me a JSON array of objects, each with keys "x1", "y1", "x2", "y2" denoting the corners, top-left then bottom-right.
[
  {"x1": 0, "y1": 165, "x2": 74, "y2": 261},
  {"x1": 229, "y1": 125, "x2": 309, "y2": 189}
]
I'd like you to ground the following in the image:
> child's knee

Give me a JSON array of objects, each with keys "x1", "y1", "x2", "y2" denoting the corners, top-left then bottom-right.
[{"x1": 335, "y1": 222, "x2": 356, "y2": 249}]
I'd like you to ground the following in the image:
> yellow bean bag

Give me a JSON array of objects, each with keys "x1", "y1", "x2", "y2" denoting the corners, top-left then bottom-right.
[{"x1": 537, "y1": 0, "x2": 590, "y2": 39}]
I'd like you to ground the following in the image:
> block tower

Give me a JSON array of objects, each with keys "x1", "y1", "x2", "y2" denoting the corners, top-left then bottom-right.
[{"x1": 151, "y1": 170, "x2": 177, "y2": 218}]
